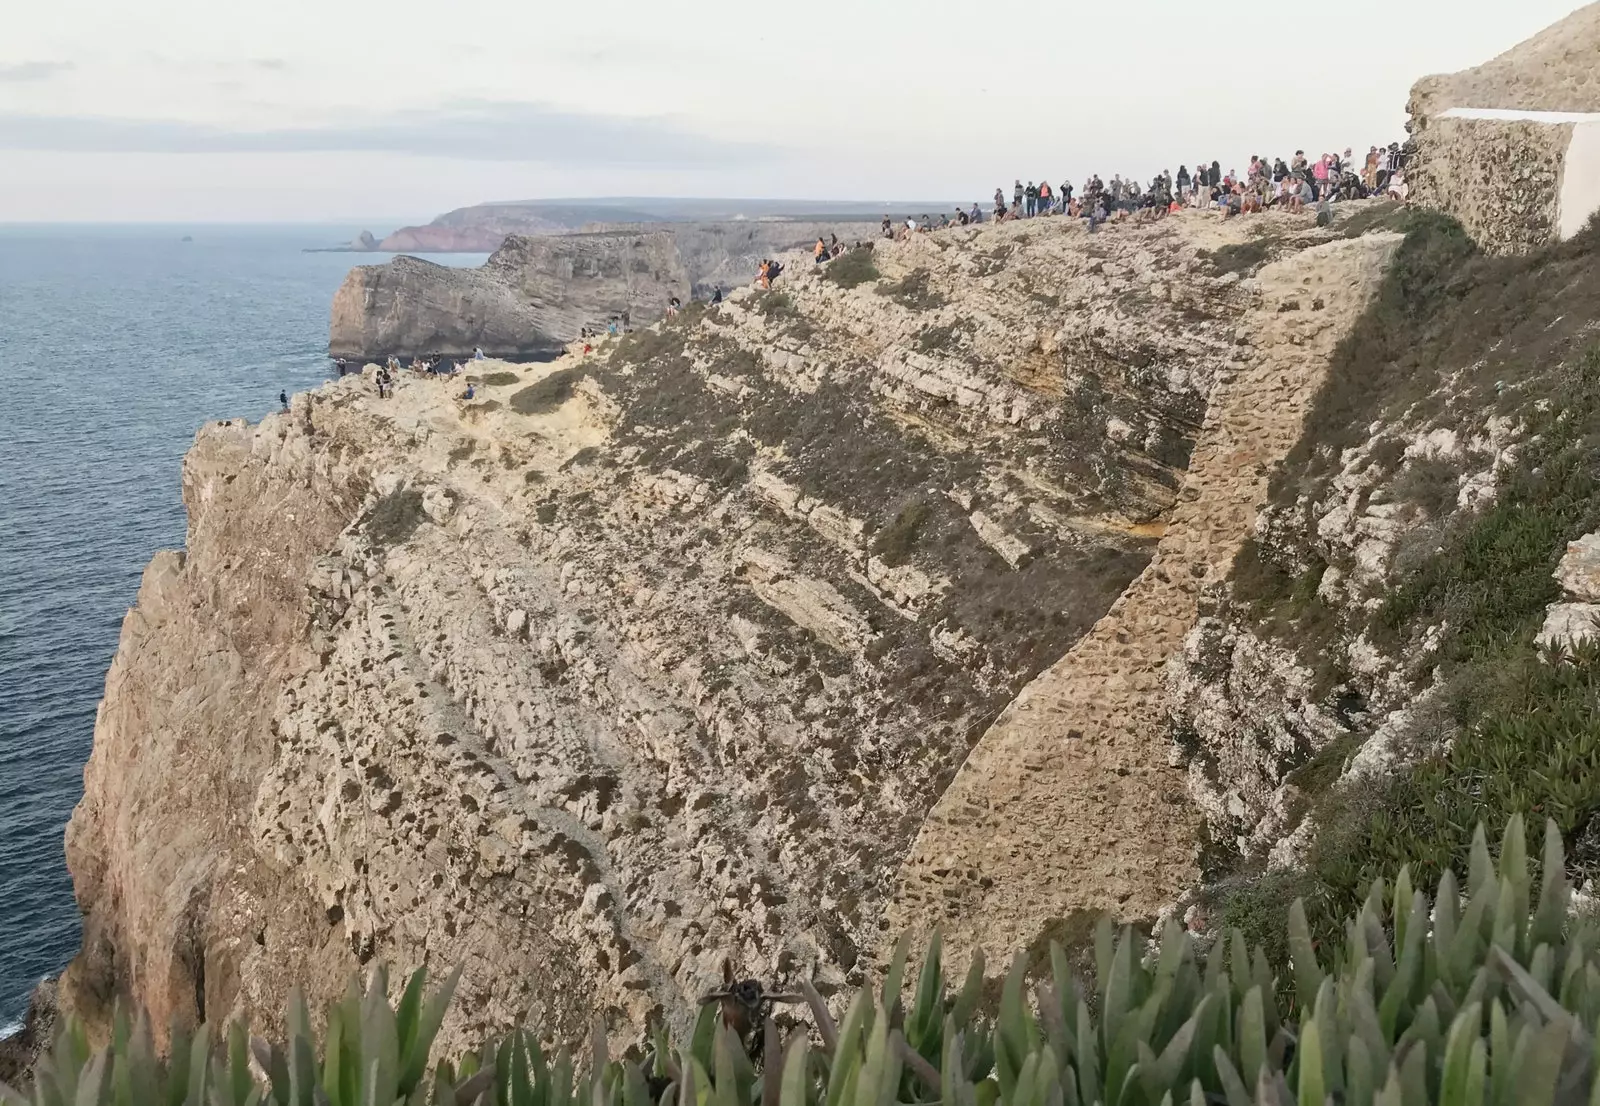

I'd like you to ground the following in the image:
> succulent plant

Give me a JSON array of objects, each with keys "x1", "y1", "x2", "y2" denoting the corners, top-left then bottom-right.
[{"x1": 7, "y1": 816, "x2": 1598, "y2": 1106}]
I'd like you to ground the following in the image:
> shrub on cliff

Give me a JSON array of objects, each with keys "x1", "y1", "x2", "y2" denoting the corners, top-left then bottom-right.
[
  {"x1": 820, "y1": 248, "x2": 880, "y2": 290},
  {"x1": 12, "y1": 816, "x2": 1600, "y2": 1106}
]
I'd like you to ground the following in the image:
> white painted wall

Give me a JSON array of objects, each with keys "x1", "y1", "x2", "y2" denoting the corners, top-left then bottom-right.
[
  {"x1": 1436, "y1": 107, "x2": 1600, "y2": 242},
  {"x1": 1559, "y1": 121, "x2": 1600, "y2": 239}
]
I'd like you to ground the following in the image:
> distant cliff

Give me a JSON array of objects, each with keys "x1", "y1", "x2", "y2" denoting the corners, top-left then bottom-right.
[
  {"x1": 328, "y1": 231, "x2": 689, "y2": 360},
  {"x1": 328, "y1": 222, "x2": 879, "y2": 360}
]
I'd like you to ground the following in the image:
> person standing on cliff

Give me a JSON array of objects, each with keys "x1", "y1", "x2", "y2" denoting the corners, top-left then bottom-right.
[
  {"x1": 279, "y1": 390, "x2": 288, "y2": 411},
  {"x1": 881, "y1": 214, "x2": 893, "y2": 239},
  {"x1": 1013, "y1": 179, "x2": 1024, "y2": 213}
]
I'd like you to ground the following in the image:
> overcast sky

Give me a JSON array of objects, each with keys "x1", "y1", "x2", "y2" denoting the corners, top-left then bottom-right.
[{"x1": 0, "y1": 0, "x2": 1584, "y2": 223}]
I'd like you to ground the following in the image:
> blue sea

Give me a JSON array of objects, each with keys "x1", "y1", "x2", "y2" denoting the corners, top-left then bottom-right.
[{"x1": 0, "y1": 226, "x2": 488, "y2": 1031}]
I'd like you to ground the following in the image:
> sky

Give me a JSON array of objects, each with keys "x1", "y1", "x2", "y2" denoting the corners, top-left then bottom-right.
[{"x1": 0, "y1": 0, "x2": 1587, "y2": 224}]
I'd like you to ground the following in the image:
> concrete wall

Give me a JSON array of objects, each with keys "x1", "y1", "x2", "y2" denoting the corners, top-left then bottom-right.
[
  {"x1": 1412, "y1": 108, "x2": 1600, "y2": 253},
  {"x1": 1561, "y1": 121, "x2": 1600, "y2": 239},
  {"x1": 1411, "y1": 115, "x2": 1572, "y2": 254}
]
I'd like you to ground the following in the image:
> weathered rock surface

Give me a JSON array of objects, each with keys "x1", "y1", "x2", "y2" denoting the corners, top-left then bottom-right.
[
  {"x1": 71, "y1": 206, "x2": 1403, "y2": 1052},
  {"x1": 888, "y1": 233, "x2": 1401, "y2": 964},
  {"x1": 1408, "y1": 2, "x2": 1600, "y2": 120},
  {"x1": 328, "y1": 223, "x2": 887, "y2": 360},
  {"x1": 328, "y1": 232, "x2": 690, "y2": 360}
]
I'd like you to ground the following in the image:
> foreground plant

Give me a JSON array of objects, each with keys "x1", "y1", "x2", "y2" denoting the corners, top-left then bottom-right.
[{"x1": 7, "y1": 815, "x2": 1599, "y2": 1106}]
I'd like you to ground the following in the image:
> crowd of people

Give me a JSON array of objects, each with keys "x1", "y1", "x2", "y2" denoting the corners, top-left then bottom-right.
[{"x1": 874, "y1": 141, "x2": 1411, "y2": 237}]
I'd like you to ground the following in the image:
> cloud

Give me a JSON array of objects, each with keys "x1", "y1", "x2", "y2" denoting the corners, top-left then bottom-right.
[
  {"x1": 0, "y1": 61, "x2": 73, "y2": 82},
  {"x1": 0, "y1": 100, "x2": 770, "y2": 167}
]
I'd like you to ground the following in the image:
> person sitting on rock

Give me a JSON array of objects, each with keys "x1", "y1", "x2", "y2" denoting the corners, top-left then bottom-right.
[
  {"x1": 881, "y1": 215, "x2": 893, "y2": 239},
  {"x1": 462, "y1": 382, "x2": 475, "y2": 400},
  {"x1": 970, "y1": 202, "x2": 983, "y2": 224},
  {"x1": 814, "y1": 236, "x2": 828, "y2": 263}
]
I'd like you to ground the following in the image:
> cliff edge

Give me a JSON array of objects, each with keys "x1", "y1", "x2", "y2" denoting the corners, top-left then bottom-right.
[{"x1": 66, "y1": 207, "x2": 1402, "y2": 1050}]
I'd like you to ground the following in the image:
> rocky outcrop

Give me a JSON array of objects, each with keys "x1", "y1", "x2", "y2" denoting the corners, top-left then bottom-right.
[
  {"x1": 1407, "y1": 2, "x2": 1600, "y2": 121},
  {"x1": 888, "y1": 232, "x2": 1401, "y2": 963},
  {"x1": 1407, "y1": 3, "x2": 1600, "y2": 252},
  {"x1": 328, "y1": 232, "x2": 690, "y2": 361},
  {"x1": 69, "y1": 208, "x2": 1403, "y2": 1049},
  {"x1": 580, "y1": 222, "x2": 883, "y2": 298}
]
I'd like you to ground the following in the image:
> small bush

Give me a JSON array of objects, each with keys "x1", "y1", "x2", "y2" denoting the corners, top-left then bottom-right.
[
  {"x1": 364, "y1": 488, "x2": 426, "y2": 547},
  {"x1": 913, "y1": 322, "x2": 968, "y2": 354},
  {"x1": 510, "y1": 367, "x2": 584, "y2": 415},
  {"x1": 821, "y1": 247, "x2": 880, "y2": 289},
  {"x1": 479, "y1": 371, "x2": 521, "y2": 387},
  {"x1": 872, "y1": 497, "x2": 931, "y2": 564},
  {"x1": 877, "y1": 268, "x2": 947, "y2": 311}
]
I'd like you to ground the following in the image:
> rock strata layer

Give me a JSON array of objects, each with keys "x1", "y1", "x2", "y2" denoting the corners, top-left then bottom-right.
[{"x1": 72, "y1": 207, "x2": 1399, "y2": 1053}]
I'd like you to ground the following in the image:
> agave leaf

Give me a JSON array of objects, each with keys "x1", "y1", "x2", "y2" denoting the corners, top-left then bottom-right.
[
  {"x1": 1238, "y1": 987, "x2": 1267, "y2": 1090},
  {"x1": 395, "y1": 970, "x2": 430, "y2": 1070},
  {"x1": 1211, "y1": 1048, "x2": 1251, "y2": 1106},
  {"x1": 778, "y1": 1038, "x2": 809, "y2": 1106},
  {"x1": 951, "y1": 951, "x2": 985, "y2": 1032},
  {"x1": 908, "y1": 932, "x2": 945, "y2": 1048},
  {"x1": 882, "y1": 935, "x2": 913, "y2": 1022},
  {"x1": 1468, "y1": 826, "x2": 1495, "y2": 904},
  {"x1": 1437, "y1": 1002, "x2": 1480, "y2": 1106},
  {"x1": 227, "y1": 1025, "x2": 253, "y2": 1106},
  {"x1": 1074, "y1": 1000, "x2": 1099, "y2": 1106},
  {"x1": 689, "y1": 1008, "x2": 718, "y2": 1081},
  {"x1": 798, "y1": 982, "x2": 838, "y2": 1056},
  {"x1": 1296, "y1": 1013, "x2": 1325, "y2": 1106},
  {"x1": 1100, "y1": 933, "x2": 1134, "y2": 1057},
  {"x1": 400, "y1": 967, "x2": 463, "y2": 1097},
  {"x1": 183, "y1": 1026, "x2": 212, "y2": 1106},
  {"x1": 940, "y1": 1027, "x2": 963, "y2": 1106},
  {"x1": 1530, "y1": 821, "x2": 1569, "y2": 955}
]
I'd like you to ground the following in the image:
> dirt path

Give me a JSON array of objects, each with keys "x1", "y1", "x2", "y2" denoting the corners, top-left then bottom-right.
[{"x1": 885, "y1": 232, "x2": 1403, "y2": 967}]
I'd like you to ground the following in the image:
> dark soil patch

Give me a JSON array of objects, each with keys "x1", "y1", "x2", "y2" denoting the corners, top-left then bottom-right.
[
  {"x1": 480, "y1": 371, "x2": 521, "y2": 387},
  {"x1": 877, "y1": 268, "x2": 947, "y2": 311},
  {"x1": 510, "y1": 367, "x2": 586, "y2": 415},
  {"x1": 365, "y1": 488, "x2": 426, "y2": 548}
]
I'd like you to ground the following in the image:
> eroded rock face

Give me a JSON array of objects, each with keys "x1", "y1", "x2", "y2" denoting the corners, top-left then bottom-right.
[
  {"x1": 71, "y1": 209, "x2": 1396, "y2": 1050},
  {"x1": 329, "y1": 232, "x2": 691, "y2": 361}
]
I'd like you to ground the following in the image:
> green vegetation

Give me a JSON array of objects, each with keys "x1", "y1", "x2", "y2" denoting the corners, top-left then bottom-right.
[
  {"x1": 509, "y1": 368, "x2": 586, "y2": 415},
  {"x1": 479, "y1": 372, "x2": 521, "y2": 387},
  {"x1": 14, "y1": 817, "x2": 1600, "y2": 1106},
  {"x1": 820, "y1": 248, "x2": 880, "y2": 290},
  {"x1": 1217, "y1": 213, "x2": 1600, "y2": 956},
  {"x1": 876, "y1": 269, "x2": 947, "y2": 311},
  {"x1": 364, "y1": 489, "x2": 426, "y2": 548},
  {"x1": 913, "y1": 322, "x2": 969, "y2": 355},
  {"x1": 871, "y1": 498, "x2": 932, "y2": 564}
]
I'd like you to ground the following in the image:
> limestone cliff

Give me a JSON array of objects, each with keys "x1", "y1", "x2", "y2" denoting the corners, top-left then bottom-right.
[
  {"x1": 328, "y1": 231, "x2": 689, "y2": 361},
  {"x1": 71, "y1": 207, "x2": 1409, "y2": 1053}
]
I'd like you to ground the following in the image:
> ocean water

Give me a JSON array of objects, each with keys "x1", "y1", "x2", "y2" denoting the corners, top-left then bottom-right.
[{"x1": 0, "y1": 225, "x2": 489, "y2": 1030}]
